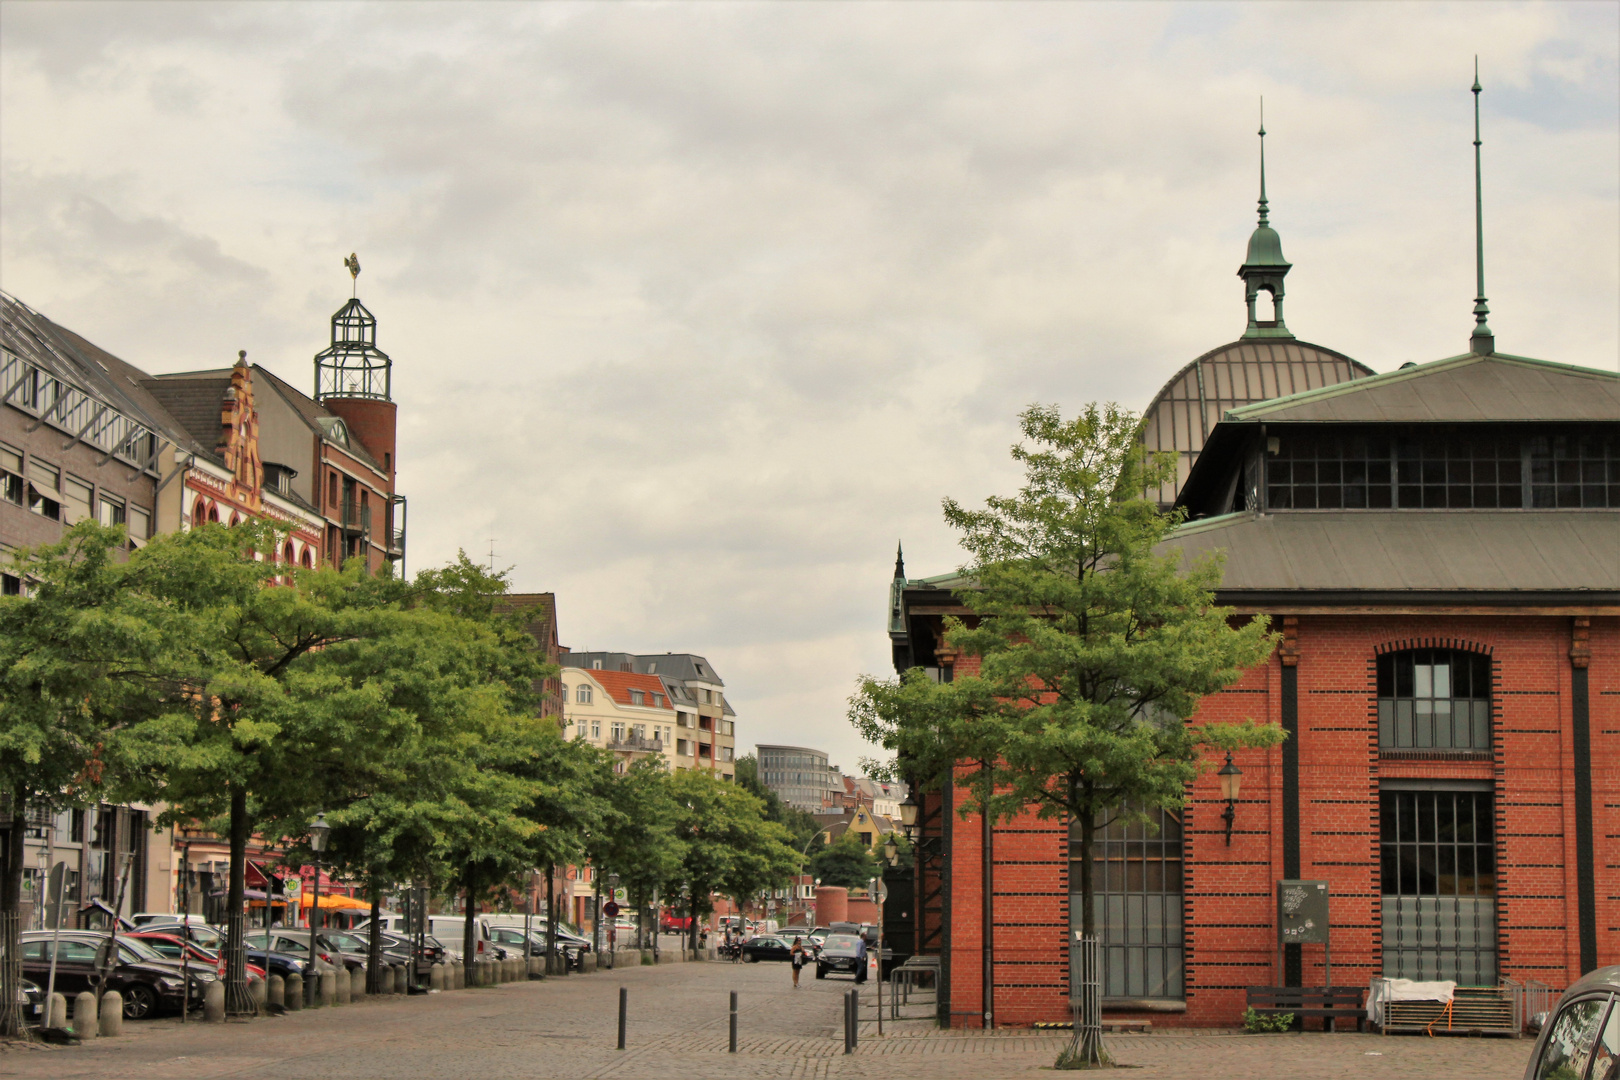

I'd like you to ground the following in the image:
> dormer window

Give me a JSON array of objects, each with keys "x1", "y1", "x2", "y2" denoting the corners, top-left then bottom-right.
[{"x1": 630, "y1": 689, "x2": 645, "y2": 706}]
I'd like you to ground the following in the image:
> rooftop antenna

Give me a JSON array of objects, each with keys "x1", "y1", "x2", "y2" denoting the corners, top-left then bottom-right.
[
  {"x1": 344, "y1": 252, "x2": 361, "y2": 299},
  {"x1": 487, "y1": 537, "x2": 496, "y2": 572},
  {"x1": 1470, "y1": 59, "x2": 1494, "y2": 355}
]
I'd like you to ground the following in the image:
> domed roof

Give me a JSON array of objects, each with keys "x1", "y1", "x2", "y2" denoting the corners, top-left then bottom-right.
[
  {"x1": 1244, "y1": 224, "x2": 1289, "y2": 269},
  {"x1": 1141, "y1": 339, "x2": 1375, "y2": 507}
]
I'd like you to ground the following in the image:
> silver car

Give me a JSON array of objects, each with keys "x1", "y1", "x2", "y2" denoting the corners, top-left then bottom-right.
[{"x1": 1522, "y1": 964, "x2": 1619, "y2": 1080}]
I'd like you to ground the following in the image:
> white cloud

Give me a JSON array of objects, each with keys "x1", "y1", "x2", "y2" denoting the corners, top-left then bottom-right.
[{"x1": 3, "y1": 0, "x2": 1615, "y2": 773}]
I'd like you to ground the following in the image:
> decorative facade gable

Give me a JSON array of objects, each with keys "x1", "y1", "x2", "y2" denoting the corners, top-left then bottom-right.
[{"x1": 219, "y1": 352, "x2": 263, "y2": 512}]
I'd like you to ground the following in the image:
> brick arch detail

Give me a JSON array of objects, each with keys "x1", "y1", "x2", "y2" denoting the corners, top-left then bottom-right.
[{"x1": 1371, "y1": 638, "x2": 1495, "y2": 658}]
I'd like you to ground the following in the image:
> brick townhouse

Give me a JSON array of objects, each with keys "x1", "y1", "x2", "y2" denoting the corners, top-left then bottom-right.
[{"x1": 887, "y1": 167, "x2": 1619, "y2": 1027}]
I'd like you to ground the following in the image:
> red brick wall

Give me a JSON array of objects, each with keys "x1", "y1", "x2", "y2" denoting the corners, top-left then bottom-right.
[{"x1": 944, "y1": 613, "x2": 1618, "y2": 1027}]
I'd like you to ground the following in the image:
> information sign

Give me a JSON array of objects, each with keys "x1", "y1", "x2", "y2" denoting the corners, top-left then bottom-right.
[{"x1": 1276, "y1": 879, "x2": 1330, "y2": 945}]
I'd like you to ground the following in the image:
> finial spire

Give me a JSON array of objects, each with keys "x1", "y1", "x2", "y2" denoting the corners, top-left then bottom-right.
[
  {"x1": 893, "y1": 541, "x2": 905, "y2": 581},
  {"x1": 1470, "y1": 58, "x2": 1494, "y2": 355},
  {"x1": 344, "y1": 252, "x2": 361, "y2": 299},
  {"x1": 1257, "y1": 97, "x2": 1269, "y2": 227}
]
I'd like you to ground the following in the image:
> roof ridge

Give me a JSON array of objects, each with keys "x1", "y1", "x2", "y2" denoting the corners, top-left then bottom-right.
[{"x1": 1224, "y1": 351, "x2": 1619, "y2": 422}]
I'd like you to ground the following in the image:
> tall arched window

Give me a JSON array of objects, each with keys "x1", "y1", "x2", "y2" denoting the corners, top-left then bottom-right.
[
  {"x1": 300, "y1": 547, "x2": 314, "y2": 569},
  {"x1": 1377, "y1": 650, "x2": 1491, "y2": 750},
  {"x1": 207, "y1": 504, "x2": 220, "y2": 523},
  {"x1": 192, "y1": 499, "x2": 208, "y2": 528}
]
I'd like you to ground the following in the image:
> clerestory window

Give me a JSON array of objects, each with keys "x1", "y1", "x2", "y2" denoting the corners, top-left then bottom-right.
[{"x1": 1377, "y1": 650, "x2": 1491, "y2": 751}]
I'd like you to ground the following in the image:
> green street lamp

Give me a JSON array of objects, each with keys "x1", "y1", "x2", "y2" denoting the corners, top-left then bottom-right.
[{"x1": 307, "y1": 812, "x2": 330, "y2": 1004}]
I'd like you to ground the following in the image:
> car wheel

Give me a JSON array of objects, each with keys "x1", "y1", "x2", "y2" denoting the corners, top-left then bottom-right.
[
  {"x1": 123, "y1": 983, "x2": 159, "y2": 1020},
  {"x1": 815, "y1": 965, "x2": 826, "y2": 980}
]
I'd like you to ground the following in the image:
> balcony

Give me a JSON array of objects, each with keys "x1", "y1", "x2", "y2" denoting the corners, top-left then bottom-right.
[
  {"x1": 606, "y1": 734, "x2": 664, "y2": 754},
  {"x1": 388, "y1": 494, "x2": 407, "y2": 557},
  {"x1": 339, "y1": 499, "x2": 371, "y2": 537}
]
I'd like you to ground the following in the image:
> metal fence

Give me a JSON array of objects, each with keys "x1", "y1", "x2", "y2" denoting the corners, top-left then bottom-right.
[{"x1": 1502, "y1": 975, "x2": 1557, "y2": 1034}]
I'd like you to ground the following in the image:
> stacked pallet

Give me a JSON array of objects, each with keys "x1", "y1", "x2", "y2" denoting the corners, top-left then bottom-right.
[{"x1": 1382, "y1": 986, "x2": 1517, "y2": 1036}]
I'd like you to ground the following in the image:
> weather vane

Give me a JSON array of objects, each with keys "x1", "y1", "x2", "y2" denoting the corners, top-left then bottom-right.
[{"x1": 343, "y1": 252, "x2": 361, "y2": 298}]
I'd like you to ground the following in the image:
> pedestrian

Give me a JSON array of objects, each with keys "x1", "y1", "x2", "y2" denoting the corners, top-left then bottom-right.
[
  {"x1": 790, "y1": 937, "x2": 806, "y2": 988},
  {"x1": 700, "y1": 924, "x2": 710, "y2": 951}
]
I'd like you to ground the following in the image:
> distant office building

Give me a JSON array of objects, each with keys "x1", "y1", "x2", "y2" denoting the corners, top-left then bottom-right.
[
  {"x1": 562, "y1": 651, "x2": 737, "y2": 780},
  {"x1": 757, "y1": 745, "x2": 840, "y2": 813}
]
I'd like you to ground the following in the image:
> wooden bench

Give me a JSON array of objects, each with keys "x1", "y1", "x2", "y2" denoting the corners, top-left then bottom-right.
[{"x1": 1246, "y1": 986, "x2": 1367, "y2": 1032}]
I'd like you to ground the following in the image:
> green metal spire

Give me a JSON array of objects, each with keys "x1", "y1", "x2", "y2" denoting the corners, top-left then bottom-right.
[
  {"x1": 1470, "y1": 58, "x2": 1495, "y2": 355},
  {"x1": 1240, "y1": 97, "x2": 1293, "y2": 339},
  {"x1": 1257, "y1": 99, "x2": 1269, "y2": 227}
]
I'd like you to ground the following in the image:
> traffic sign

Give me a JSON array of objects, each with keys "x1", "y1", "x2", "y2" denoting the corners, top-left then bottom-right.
[
  {"x1": 877, "y1": 880, "x2": 888, "y2": 904},
  {"x1": 602, "y1": 900, "x2": 620, "y2": 917}
]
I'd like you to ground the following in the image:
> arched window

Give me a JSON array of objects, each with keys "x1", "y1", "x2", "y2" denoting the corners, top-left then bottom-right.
[
  {"x1": 576, "y1": 685, "x2": 593, "y2": 704},
  {"x1": 1377, "y1": 649, "x2": 1491, "y2": 750},
  {"x1": 207, "y1": 504, "x2": 220, "y2": 523},
  {"x1": 192, "y1": 499, "x2": 209, "y2": 528},
  {"x1": 301, "y1": 547, "x2": 314, "y2": 569}
]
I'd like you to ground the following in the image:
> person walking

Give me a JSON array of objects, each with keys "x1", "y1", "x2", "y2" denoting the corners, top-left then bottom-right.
[{"x1": 790, "y1": 937, "x2": 806, "y2": 988}]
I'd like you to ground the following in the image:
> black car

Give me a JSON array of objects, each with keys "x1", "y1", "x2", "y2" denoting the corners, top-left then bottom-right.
[
  {"x1": 20, "y1": 931, "x2": 213, "y2": 1019},
  {"x1": 815, "y1": 934, "x2": 868, "y2": 982},
  {"x1": 740, "y1": 935, "x2": 794, "y2": 963},
  {"x1": 245, "y1": 930, "x2": 362, "y2": 974},
  {"x1": 18, "y1": 979, "x2": 43, "y2": 1026},
  {"x1": 1521, "y1": 963, "x2": 1618, "y2": 1080},
  {"x1": 488, "y1": 926, "x2": 585, "y2": 969}
]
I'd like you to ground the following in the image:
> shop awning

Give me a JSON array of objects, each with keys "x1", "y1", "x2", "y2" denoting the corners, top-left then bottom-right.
[{"x1": 299, "y1": 893, "x2": 370, "y2": 911}]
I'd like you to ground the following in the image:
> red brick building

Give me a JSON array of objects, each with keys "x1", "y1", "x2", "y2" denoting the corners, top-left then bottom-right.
[{"x1": 889, "y1": 181, "x2": 1619, "y2": 1028}]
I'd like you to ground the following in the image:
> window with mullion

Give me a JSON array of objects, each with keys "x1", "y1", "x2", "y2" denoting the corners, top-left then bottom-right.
[
  {"x1": 1071, "y1": 805, "x2": 1184, "y2": 1000},
  {"x1": 1377, "y1": 649, "x2": 1491, "y2": 751}
]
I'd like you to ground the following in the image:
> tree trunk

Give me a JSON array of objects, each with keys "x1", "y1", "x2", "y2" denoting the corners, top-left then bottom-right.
[
  {"x1": 0, "y1": 795, "x2": 28, "y2": 1036},
  {"x1": 546, "y1": 861, "x2": 558, "y2": 973},
  {"x1": 366, "y1": 881, "x2": 386, "y2": 993},
  {"x1": 687, "y1": 882, "x2": 701, "y2": 957},
  {"x1": 1061, "y1": 776, "x2": 1108, "y2": 1069},
  {"x1": 225, "y1": 785, "x2": 255, "y2": 1015},
  {"x1": 462, "y1": 862, "x2": 478, "y2": 979}
]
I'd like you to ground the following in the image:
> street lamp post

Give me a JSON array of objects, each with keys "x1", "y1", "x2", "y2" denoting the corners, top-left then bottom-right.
[
  {"x1": 879, "y1": 833, "x2": 901, "y2": 1035},
  {"x1": 1218, "y1": 753, "x2": 1244, "y2": 846},
  {"x1": 605, "y1": 872, "x2": 620, "y2": 969},
  {"x1": 306, "y1": 812, "x2": 330, "y2": 1005}
]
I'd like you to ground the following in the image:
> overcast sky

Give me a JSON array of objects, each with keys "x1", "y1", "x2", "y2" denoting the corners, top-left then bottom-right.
[{"x1": 3, "y1": 2, "x2": 1616, "y2": 774}]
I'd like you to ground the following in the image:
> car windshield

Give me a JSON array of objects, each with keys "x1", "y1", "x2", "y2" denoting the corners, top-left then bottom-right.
[
  {"x1": 825, "y1": 935, "x2": 860, "y2": 949},
  {"x1": 191, "y1": 926, "x2": 223, "y2": 947}
]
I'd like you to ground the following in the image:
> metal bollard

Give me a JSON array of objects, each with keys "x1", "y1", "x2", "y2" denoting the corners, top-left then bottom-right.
[
  {"x1": 729, "y1": 990, "x2": 737, "y2": 1053},
  {"x1": 73, "y1": 990, "x2": 98, "y2": 1038},
  {"x1": 617, "y1": 986, "x2": 628, "y2": 1050},
  {"x1": 285, "y1": 973, "x2": 304, "y2": 1010},
  {"x1": 204, "y1": 980, "x2": 226, "y2": 1022},
  {"x1": 268, "y1": 974, "x2": 285, "y2": 1009},
  {"x1": 98, "y1": 992, "x2": 123, "y2": 1037},
  {"x1": 851, "y1": 988, "x2": 859, "y2": 1049}
]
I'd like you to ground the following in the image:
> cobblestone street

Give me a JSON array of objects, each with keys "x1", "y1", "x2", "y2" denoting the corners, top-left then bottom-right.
[{"x1": 0, "y1": 960, "x2": 1534, "y2": 1080}]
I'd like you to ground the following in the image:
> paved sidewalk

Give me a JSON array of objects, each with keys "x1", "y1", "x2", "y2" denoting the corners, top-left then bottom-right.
[{"x1": 0, "y1": 959, "x2": 1533, "y2": 1079}]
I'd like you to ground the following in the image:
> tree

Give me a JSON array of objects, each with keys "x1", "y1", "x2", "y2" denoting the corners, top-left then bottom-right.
[
  {"x1": 0, "y1": 523, "x2": 187, "y2": 1033},
  {"x1": 111, "y1": 521, "x2": 417, "y2": 1012},
  {"x1": 668, "y1": 769, "x2": 797, "y2": 955},
  {"x1": 589, "y1": 759, "x2": 682, "y2": 952},
  {"x1": 853, "y1": 403, "x2": 1281, "y2": 1067},
  {"x1": 808, "y1": 831, "x2": 878, "y2": 890},
  {"x1": 946, "y1": 403, "x2": 1281, "y2": 1067}
]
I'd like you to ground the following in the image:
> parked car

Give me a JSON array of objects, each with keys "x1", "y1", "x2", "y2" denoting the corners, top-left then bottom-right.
[
  {"x1": 814, "y1": 934, "x2": 868, "y2": 982},
  {"x1": 740, "y1": 935, "x2": 795, "y2": 963},
  {"x1": 1521, "y1": 963, "x2": 1619, "y2": 1080},
  {"x1": 128, "y1": 930, "x2": 267, "y2": 981},
  {"x1": 660, "y1": 914, "x2": 694, "y2": 933},
  {"x1": 134, "y1": 915, "x2": 225, "y2": 951},
  {"x1": 19, "y1": 931, "x2": 213, "y2": 1019},
  {"x1": 18, "y1": 979, "x2": 43, "y2": 1026},
  {"x1": 244, "y1": 930, "x2": 362, "y2": 973},
  {"x1": 320, "y1": 928, "x2": 414, "y2": 967}
]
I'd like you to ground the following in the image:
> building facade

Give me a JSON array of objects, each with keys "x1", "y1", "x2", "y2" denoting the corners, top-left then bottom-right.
[
  {"x1": 888, "y1": 160, "x2": 1619, "y2": 1027},
  {"x1": 758, "y1": 744, "x2": 841, "y2": 813},
  {"x1": 563, "y1": 652, "x2": 738, "y2": 780},
  {"x1": 560, "y1": 666, "x2": 676, "y2": 771},
  {"x1": 501, "y1": 592, "x2": 565, "y2": 721}
]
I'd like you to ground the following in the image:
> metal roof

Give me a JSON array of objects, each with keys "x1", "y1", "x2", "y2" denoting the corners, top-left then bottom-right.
[
  {"x1": 1141, "y1": 339, "x2": 1374, "y2": 505},
  {"x1": 1222, "y1": 352, "x2": 1620, "y2": 424},
  {"x1": 1163, "y1": 510, "x2": 1620, "y2": 598}
]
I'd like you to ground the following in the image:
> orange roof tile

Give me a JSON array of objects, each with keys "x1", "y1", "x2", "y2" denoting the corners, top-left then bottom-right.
[{"x1": 573, "y1": 668, "x2": 674, "y2": 710}]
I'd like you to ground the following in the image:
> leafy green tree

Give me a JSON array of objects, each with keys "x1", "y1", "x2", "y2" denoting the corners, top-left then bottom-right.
[
  {"x1": 589, "y1": 759, "x2": 682, "y2": 951},
  {"x1": 668, "y1": 769, "x2": 797, "y2": 954},
  {"x1": 808, "y1": 831, "x2": 878, "y2": 890},
  {"x1": 854, "y1": 403, "x2": 1281, "y2": 1067},
  {"x1": 0, "y1": 523, "x2": 188, "y2": 1033},
  {"x1": 111, "y1": 521, "x2": 415, "y2": 1011}
]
